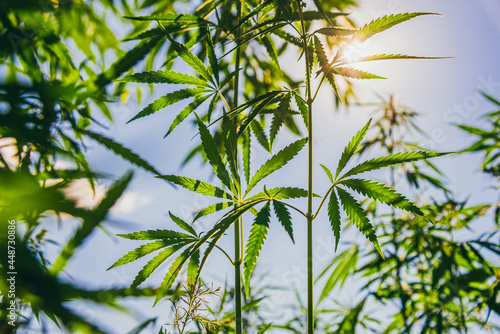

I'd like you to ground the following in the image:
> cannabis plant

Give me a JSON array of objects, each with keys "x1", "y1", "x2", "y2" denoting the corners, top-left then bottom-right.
[{"x1": 110, "y1": 1, "x2": 450, "y2": 333}]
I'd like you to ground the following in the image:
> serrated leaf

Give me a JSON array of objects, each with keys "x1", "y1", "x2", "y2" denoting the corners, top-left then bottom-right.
[
  {"x1": 167, "y1": 36, "x2": 214, "y2": 84},
  {"x1": 340, "y1": 151, "x2": 449, "y2": 180},
  {"x1": 157, "y1": 175, "x2": 232, "y2": 199},
  {"x1": 336, "y1": 187, "x2": 383, "y2": 258},
  {"x1": 354, "y1": 12, "x2": 440, "y2": 43},
  {"x1": 328, "y1": 191, "x2": 342, "y2": 251},
  {"x1": 314, "y1": 27, "x2": 357, "y2": 37},
  {"x1": 250, "y1": 119, "x2": 270, "y2": 152},
  {"x1": 206, "y1": 33, "x2": 219, "y2": 85},
  {"x1": 356, "y1": 54, "x2": 449, "y2": 63},
  {"x1": 196, "y1": 115, "x2": 233, "y2": 189},
  {"x1": 273, "y1": 201, "x2": 294, "y2": 243},
  {"x1": 117, "y1": 229, "x2": 193, "y2": 241},
  {"x1": 242, "y1": 129, "x2": 251, "y2": 184},
  {"x1": 83, "y1": 130, "x2": 160, "y2": 175},
  {"x1": 127, "y1": 88, "x2": 204, "y2": 123},
  {"x1": 222, "y1": 117, "x2": 239, "y2": 180},
  {"x1": 244, "y1": 202, "x2": 271, "y2": 297},
  {"x1": 270, "y1": 94, "x2": 291, "y2": 146},
  {"x1": 332, "y1": 67, "x2": 385, "y2": 79},
  {"x1": 314, "y1": 35, "x2": 330, "y2": 72},
  {"x1": 125, "y1": 13, "x2": 208, "y2": 23},
  {"x1": 340, "y1": 179, "x2": 423, "y2": 215},
  {"x1": 317, "y1": 246, "x2": 358, "y2": 304},
  {"x1": 245, "y1": 138, "x2": 308, "y2": 195},
  {"x1": 155, "y1": 247, "x2": 193, "y2": 302},
  {"x1": 169, "y1": 212, "x2": 197, "y2": 236},
  {"x1": 193, "y1": 201, "x2": 233, "y2": 222},
  {"x1": 119, "y1": 70, "x2": 208, "y2": 87},
  {"x1": 131, "y1": 244, "x2": 185, "y2": 288},
  {"x1": 94, "y1": 37, "x2": 161, "y2": 88},
  {"x1": 336, "y1": 119, "x2": 372, "y2": 178},
  {"x1": 294, "y1": 93, "x2": 309, "y2": 128},
  {"x1": 187, "y1": 249, "x2": 200, "y2": 285},
  {"x1": 107, "y1": 240, "x2": 172, "y2": 270},
  {"x1": 239, "y1": 94, "x2": 280, "y2": 139},
  {"x1": 165, "y1": 94, "x2": 210, "y2": 137},
  {"x1": 312, "y1": 0, "x2": 335, "y2": 27},
  {"x1": 262, "y1": 35, "x2": 280, "y2": 69},
  {"x1": 320, "y1": 164, "x2": 334, "y2": 183},
  {"x1": 247, "y1": 187, "x2": 310, "y2": 201}
]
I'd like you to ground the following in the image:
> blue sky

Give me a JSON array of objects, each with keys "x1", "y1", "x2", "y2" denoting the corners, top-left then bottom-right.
[{"x1": 47, "y1": 0, "x2": 500, "y2": 332}]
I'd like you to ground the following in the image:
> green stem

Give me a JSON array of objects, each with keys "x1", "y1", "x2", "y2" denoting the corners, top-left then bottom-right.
[
  {"x1": 298, "y1": 1, "x2": 314, "y2": 333},
  {"x1": 233, "y1": 2, "x2": 243, "y2": 333}
]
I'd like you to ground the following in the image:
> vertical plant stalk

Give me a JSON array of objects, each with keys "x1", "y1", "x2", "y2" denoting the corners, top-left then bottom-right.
[
  {"x1": 233, "y1": 1, "x2": 243, "y2": 333},
  {"x1": 298, "y1": 1, "x2": 315, "y2": 333}
]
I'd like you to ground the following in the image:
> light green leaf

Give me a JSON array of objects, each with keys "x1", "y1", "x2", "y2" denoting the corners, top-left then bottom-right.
[
  {"x1": 169, "y1": 212, "x2": 197, "y2": 236},
  {"x1": 247, "y1": 187, "x2": 310, "y2": 201},
  {"x1": 107, "y1": 240, "x2": 173, "y2": 270},
  {"x1": 340, "y1": 151, "x2": 449, "y2": 180},
  {"x1": 273, "y1": 201, "x2": 294, "y2": 243},
  {"x1": 314, "y1": 27, "x2": 356, "y2": 37},
  {"x1": 244, "y1": 202, "x2": 271, "y2": 297},
  {"x1": 356, "y1": 54, "x2": 450, "y2": 63},
  {"x1": 340, "y1": 179, "x2": 423, "y2": 215},
  {"x1": 127, "y1": 88, "x2": 204, "y2": 123},
  {"x1": 119, "y1": 70, "x2": 208, "y2": 87},
  {"x1": 117, "y1": 229, "x2": 193, "y2": 241},
  {"x1": 335, "y1": 119, "x2": 372, "y2": 178},
  {"x1": 317, "y1": 245, "x2": 358, "y2": 305},
  {"x1": 193, "y1": 201, "x2": 233, "y2": 222},
  {"x1": 332, "y1": 67, "x2": 385, "y2": 80},
  {"x1": 328, "y1": 191, "x2": 342, "y2": 251},
  {"x1": 156, "y1": 175, "x2": 232, "y2": 199},
  {"x1": 167, "y1": 36, "x2": 214, "y2": 84},
  {"x1": 262, "y1": 35, "x2": 280, "y2": 69},
  {"x1": 320, "y1": 164, "x2": 334, "y2": 183},
  {"x1": 187, "y1": 249, "x2": 200, "y2": 285},
  {"x1": 164, "y1": 94, "x2": 210, "y2": 137},
  {"x1": 354, "y1": 12, "x2": 440, "y2": 43},
  {"x1": 336, "y1": 187, "x2": 383, "y2": 258},
  {"x1": 131, "y1": 244, "x2": 186, "y2": 288},
  {"x1": 245, "y1": 138, "x2": 308, "y2": 195},
  {"x1": 155, "y1": 247, "x2": 193, "y2": 303}
]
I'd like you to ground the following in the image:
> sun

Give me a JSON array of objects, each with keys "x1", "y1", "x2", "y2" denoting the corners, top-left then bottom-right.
[{"x1": 340, "y1": 40, "x2": 371, "y2": 64}]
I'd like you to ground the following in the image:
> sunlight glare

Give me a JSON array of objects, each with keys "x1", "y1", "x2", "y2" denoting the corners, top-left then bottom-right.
[{"x1": 341, "y1": 40, "x2": 370, "y2": 64}]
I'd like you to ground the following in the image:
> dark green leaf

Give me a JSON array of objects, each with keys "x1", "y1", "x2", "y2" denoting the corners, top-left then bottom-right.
[
  {"x1": 336, "y1": 187, "x2": 383, "y2": 258},
  {"x1": 127, "y1": 88, "x2": 204, "y2": 123},
  {"x1": 244, "y1": 202, "x2": 271, "y2": 296},
  {"x1": 328, "y1": 191, "x2": 342, "y2": 251},
  {"x1": 273, "y1": 201, "x2": 294, "y2": 243}
]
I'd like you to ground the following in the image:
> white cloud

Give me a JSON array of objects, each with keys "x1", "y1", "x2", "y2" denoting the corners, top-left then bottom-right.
[
  {"x1": 64, "y1": 179, "x2": 106, "y2": 209},
  {"x1": 111, "y1": 191, "x2": 153, "y2": 214}
]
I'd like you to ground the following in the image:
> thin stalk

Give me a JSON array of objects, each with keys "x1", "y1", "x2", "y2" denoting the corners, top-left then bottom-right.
[
  {"x1": 233, "y1": 1, "x2": 243, "y2": 333},
  {"x1": 298, "y1": 1, "x2": 315, "y2": 333}
]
